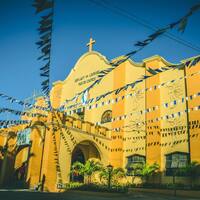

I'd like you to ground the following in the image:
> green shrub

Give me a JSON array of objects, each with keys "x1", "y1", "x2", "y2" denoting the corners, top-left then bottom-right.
[
  {"x1": 65, "y1": 182, "x2": 83, "y2": 189},
  {"x1": 65, "y1": 183, "x2": 128, "y2": 193}
]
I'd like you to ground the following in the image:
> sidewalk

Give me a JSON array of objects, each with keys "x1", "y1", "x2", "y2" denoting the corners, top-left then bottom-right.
[{"x1": 128, "y1": 188, "x2": 200, "y2": 199}]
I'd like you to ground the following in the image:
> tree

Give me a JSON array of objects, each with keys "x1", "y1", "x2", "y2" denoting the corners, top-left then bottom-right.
[
  {"x1": 71, "y1": 161, "x2": 84, "y2": 178},
  {"x1": 99, "y1": 167, "x2": 126, "y2": 185},
  {"x1": 71, "y1": 158, "x2": 102, "y2": 184},
  {"x1": 127, "y1": 163, "x2": 143, "y2": 184},
  {"x1": 141, "y1": 163, "x2": 159, "y2": 183},
  {"x1": 83, "y1": 158, "x2": 102, "y2": 184}
]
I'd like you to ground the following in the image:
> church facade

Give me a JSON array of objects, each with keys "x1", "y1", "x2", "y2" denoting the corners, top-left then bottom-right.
[{"x1": 0, "y1": 40, "x2": 200, "y2": 191}]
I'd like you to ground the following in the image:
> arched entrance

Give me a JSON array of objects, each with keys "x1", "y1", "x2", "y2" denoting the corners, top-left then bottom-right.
[{"x1": 70, "y1": 140, "x2": 101, "y2": 182}]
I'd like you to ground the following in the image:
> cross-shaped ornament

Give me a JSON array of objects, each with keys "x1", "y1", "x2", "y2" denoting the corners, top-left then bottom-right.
[{"x1": 86, "y1": 38, "x2": 95, "y2": 52}]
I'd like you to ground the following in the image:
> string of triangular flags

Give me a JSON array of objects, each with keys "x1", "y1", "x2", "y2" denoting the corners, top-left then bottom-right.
[
  {"x1": 0, "y1": 92, "x2": 49, "y2": 111},
  {"x1": 0, "y1": 107, "x2": 47, "y2": 118},
  {"x1": 95, "y1": 3, "x2": 200, "y2": 84},
  {"x1": 59, "y1": 129, "x2": 74, "y2": 154},
  {"x1": 92, "y1": 127, "x2": 199, "y2": 153},
  {"x1": 93, "y1": 136, "x2": 111, "y2": 152},
  {"x1": 1, "y1": 2, "x2": 200, "y2": 159},
  {"x1": 121, "y1": 137, "x2": 189, "y2": 153},
  {"x1": 119, "y1": 119, "x2": 200, "y2": 134},
  {"x1": 92, "y1": 135, "x2": 197, "y2": 153},
  {"x1": 0, "y1": 120, "x2": 31, "y2": 128},
  {"x1": 57, "y1": 4, "x2": 200, "y2": 108},
  {"x1": 62, "y1": 69, "x2": 200, "y2": 116},
  {"x1": 147, "y1": 55, "x2": 200, "y2": 75},
  {"x1": 96, "y1": 91, "x2": 200, "y2": 126},
  {"x1": 122, "y1": 126, "x2": 186, "y2": 135},
  {"x1": 96, "y1": 132, "x2": 199, "y2": 153},
  {"x1": 33, "y1": 0, "x2": 54, "y2": 107},
  {"x1": 52, "y1": 113, "x2": 76, "y2": 154},
  {"x1": 96, "y1": 55, "x2": 200, "y2": 102},
  {"x1": 59, "y1": 95, "x2": 200, "y2": 134},
  {"x1": 111, "y1": 104, "x2": 200, "y2": 132},
  {"x1": 51, "y1": 124, "x2": 63, "y2": 185},
  {"x1": 1, "y1": 2, "x2": 199, "y2": 133},
  {"x1": 59, "y1": 55, "x2": 200, "y2": 112}
]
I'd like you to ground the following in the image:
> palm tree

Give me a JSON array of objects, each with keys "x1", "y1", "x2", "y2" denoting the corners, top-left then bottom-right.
[
  {"x1": 141, "y1": 163, "x2": 159, "y2": 184},
  {"x1": 99, "y1": 167, "x2": 126, "y2": 186},
  {"x1": 71, "y1": 161, "x2": 85, "y2": 182},
  {"x1": 83, "y1": 158, "x2": 102, "y2": 184},
  {"x1": 71, "y1": 158, "x2": 102, "y2": 184},
  {"x1": 127, "y1": 163, "x2": 143, "y2": 184}
]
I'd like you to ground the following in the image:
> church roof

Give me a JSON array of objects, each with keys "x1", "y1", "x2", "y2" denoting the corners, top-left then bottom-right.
[{"x1": 53, "y1": 50, "x2": 199, "y2": 86}]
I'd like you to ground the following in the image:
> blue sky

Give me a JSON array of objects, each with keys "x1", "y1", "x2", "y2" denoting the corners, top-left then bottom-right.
[{"x1": 0, "y1": 0, "x2": 200, "y2": 120}]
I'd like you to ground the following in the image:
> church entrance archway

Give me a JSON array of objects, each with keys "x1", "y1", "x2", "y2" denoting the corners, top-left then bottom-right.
[{"x1": 70, "y1": 140, "x2": 101, "y2": 182}]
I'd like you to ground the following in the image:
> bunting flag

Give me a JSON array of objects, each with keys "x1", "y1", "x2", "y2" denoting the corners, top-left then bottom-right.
[
  {"x1": 81, "y1": 3, "x2": 200, "y2": 96},
  {"x1": 59, "y1": 55, "x2": 200, "y2": 111},
  {"x1": 0, "y1": 92, "x2": 49, "y2": 111},
  {"x1": 52, "y1": 112, "x2": 76, "y2": 153},
  {"x1": 0, "y1": 107, "x2": 47, "y2": 118},
  {"x1": 0, "y1": 93, "x2": 32, "y2": 108},
  {"x1": 90, "y1": 123, "x2": 199, "y2": 153},
  {"x1": 33, "y1": 0, "x2": 54, "y2": 108},
  {"x1": 59, "y1": 129, "x2": 74, "y2": 153},
  {"x1": 92, "y1": 134, "x2": 198, "y2": 153},
  {"x1": 0, "y1": 120, "x2": 31, "y2": 128},
  {"x1": 1, "y1": 2, "x2": 200, "y2": 160},
  {"x1": 51, "y1": 124, "x2": 63, "y2": 184},
  {"x1": 147, "y1": 56, "x2": 200, "y2": 75},
  {"x1": 33, "y1": 0, "x2": 54, "y2": 13},
  {"x1": 62, "y1": 70, "x2": 200, "y2": 116},
  {"x1": 111, "y1": 104, "x2": 200, "y2": 132}
]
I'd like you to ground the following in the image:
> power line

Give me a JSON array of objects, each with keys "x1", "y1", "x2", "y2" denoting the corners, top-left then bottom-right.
[
  {"x1": 88, "y1": 0, "x2": 200, "y2": 52},
  {"x1": 94, "y1": 0, "x2": 200, "y2": 52},
  {"x1": 106, "y1": 0, "x2": 200, "y2": 50}
]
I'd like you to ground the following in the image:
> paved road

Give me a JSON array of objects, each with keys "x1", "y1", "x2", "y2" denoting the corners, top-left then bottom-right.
[{"x1": 0, "y1": 190, "x2": 199, "y2": 200}]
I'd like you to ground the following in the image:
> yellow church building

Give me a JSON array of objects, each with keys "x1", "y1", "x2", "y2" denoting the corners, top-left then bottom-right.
[{"x1": 0, "y1": 38, "x2": 200, "y2": 192}]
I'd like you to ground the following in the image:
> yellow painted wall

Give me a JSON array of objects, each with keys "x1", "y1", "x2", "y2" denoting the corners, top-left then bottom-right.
[
  {"x1": 186, "y1": 59, "x2": 200, "y2": 163},
  {"x1": 145, "y1": 57, "x2": 161, "y2": 166}
]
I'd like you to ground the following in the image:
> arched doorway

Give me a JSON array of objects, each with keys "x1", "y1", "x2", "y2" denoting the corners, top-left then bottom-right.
[{"x1": 70, "y1": 140, "x2": 101, "y2": 182}]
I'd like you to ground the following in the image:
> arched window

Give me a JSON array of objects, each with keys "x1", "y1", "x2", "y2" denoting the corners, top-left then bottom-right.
[
  {"x1": 127, "y1": 154, "x2": 146, "y2": 165},
  {"x1": 101, "y1": 110, "x2": 112, "y2": 124}
]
